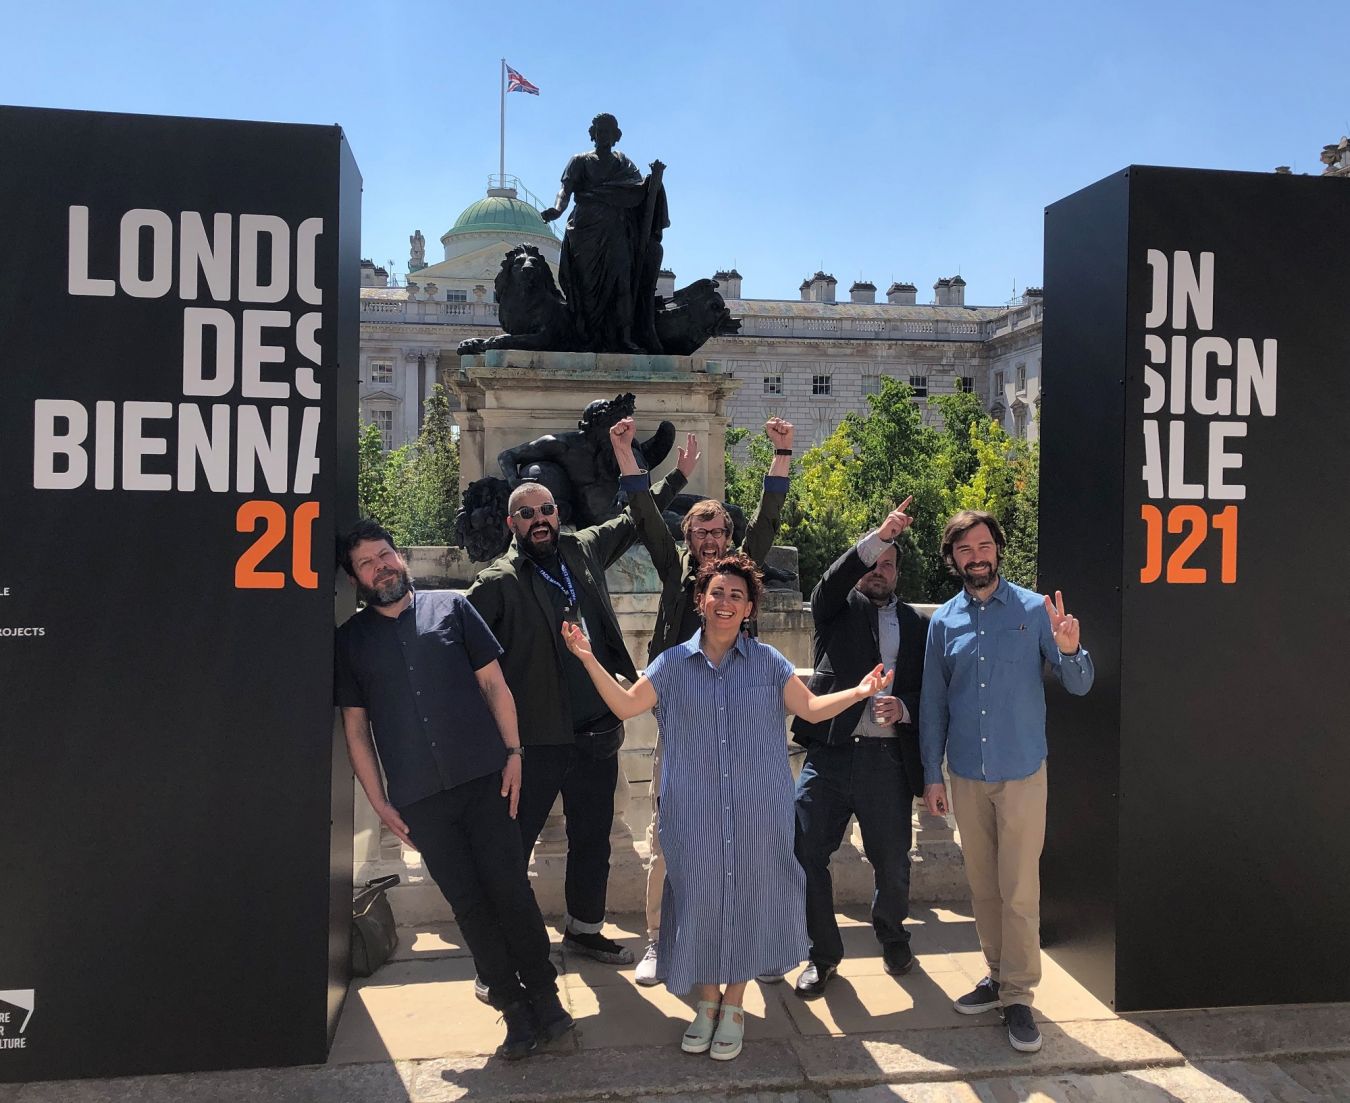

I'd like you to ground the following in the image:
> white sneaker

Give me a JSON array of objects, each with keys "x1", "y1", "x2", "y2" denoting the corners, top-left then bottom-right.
[{"x1": 634, "y1": 938, "x2": 660, "y2": 986}]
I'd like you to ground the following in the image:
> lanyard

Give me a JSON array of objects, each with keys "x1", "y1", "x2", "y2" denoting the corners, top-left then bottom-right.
[{"x1": 533, "y1": 557, "x2": 577, "y2": 610}]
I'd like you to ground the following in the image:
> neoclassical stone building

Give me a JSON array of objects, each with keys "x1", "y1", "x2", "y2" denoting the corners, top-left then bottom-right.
[{"x1": 359, "y1": 178, "x2": 1044, "y2": 452}]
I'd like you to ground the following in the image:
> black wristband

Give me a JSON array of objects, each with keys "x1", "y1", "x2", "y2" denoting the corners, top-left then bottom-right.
[
  {"x1": 774, "y1": 448, "x2": 793, "y2": 456},
  {"x1": 505, "y1": 746, "x2": 523, "y2": 757}
]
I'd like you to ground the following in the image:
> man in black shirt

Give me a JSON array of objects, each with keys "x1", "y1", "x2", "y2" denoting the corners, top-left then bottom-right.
[{"x1": 336, "y1": 520, "x2": 572, "y2": 1060}]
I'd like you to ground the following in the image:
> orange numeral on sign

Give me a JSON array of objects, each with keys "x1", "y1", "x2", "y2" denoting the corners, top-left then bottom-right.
[
  {"x1": 235, "y1": 500, "x2": 320, "y2": 589},
  {"x1": 1140, "y1": 504, "x2": 1238, "y2": 585}
]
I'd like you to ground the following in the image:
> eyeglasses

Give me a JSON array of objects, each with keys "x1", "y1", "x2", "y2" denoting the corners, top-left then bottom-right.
[
  {"x1": 513, "y1": 502, "x2": 557, "y2": 520},
  {"x1": 690, "y1": 527, "x2": 730, "y2": 541}
]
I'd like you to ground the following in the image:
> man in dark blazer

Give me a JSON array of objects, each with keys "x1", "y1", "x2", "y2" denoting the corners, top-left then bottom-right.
[{"x1": 791, "y1": 500, "x2": 926, "y2": 998}]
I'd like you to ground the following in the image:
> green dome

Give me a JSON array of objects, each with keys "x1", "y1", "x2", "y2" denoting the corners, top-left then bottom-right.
[{"x1": 446, "y1": 195, "x2": 557, "y2": 240}]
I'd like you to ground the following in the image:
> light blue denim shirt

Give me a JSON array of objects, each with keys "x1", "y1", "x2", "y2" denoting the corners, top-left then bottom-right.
[{"x1": 919, "y1": 576, "x2": 1093, "y2": 785}]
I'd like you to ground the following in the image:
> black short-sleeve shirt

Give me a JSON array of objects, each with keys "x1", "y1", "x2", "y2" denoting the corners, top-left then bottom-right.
[{"x1": 335, "y1": 590, "x2": 507, "y2": 809}]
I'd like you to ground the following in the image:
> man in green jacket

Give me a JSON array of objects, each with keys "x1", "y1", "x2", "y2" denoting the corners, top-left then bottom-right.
[
  {"x1": 609, "y1": 414, "x2": 794, "y2": 984},
  {"x1": 466, "y1": 457, "x2": 693, "y2": 966}
]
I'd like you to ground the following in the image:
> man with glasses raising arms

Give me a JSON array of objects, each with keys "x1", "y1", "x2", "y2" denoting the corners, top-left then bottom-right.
[
  {"x1": 467, "y1": 454, "x2": 695, "y2": 968},
  {"x1": 609, "y1": 414, "x2": 794, "y2": 985}
]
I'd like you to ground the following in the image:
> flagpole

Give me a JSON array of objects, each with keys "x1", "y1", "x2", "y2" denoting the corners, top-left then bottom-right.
[{"x1": 498, "y1": 58, "x2": 506, "y2": 188}]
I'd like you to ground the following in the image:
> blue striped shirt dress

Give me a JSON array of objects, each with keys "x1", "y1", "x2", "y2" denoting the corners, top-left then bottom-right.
[{"x1": 645, "y1": 630, "x2": 809, "y2": 994}]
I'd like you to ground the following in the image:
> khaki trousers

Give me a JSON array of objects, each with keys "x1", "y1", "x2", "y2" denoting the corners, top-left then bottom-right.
[
  {"x1": 948, "y1": 761, "x2": 1047, "y2": 1008},
  {"x1": 643, "y1": 739, "x2": 665, "y2": 938}
]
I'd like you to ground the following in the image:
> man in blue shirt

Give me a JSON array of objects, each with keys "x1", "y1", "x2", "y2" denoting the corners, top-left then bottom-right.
[
  {"x1": 336, "y1": 520, "x2": 572, "y2": 1061},
  {"x1": 919, "y1": 510, "x2": 1093, "y2": 1054}
]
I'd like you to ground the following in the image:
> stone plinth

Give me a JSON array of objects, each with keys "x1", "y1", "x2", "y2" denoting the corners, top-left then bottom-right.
[{"x1": 447, "y1": 350, "x2": 740, "y2": 506}]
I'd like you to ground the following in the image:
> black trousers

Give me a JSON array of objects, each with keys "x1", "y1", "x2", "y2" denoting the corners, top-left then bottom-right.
[
  {"x1": 514, "y1": 725, "x2": 623, "y2": 928},
  {"x1": 399, "y1": 773, "x2": 556, "y2": 1009},
  {"x1": 794, "y1": 739, "x2": 915, "y2": 966}
]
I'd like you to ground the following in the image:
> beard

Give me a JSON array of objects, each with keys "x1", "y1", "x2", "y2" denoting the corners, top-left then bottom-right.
[
  {"x1": 515, "y1": 522, "x2": 560, "y2": 561},
  {"x1": 858, "y1": 575, "x2": 895, "y2": 603},
  {"x1": 956, "y1": 558, "x2": 999, "y2": 590},
  {"x1": 358, "y1": 566, "x2": 412, "y2": 607}
]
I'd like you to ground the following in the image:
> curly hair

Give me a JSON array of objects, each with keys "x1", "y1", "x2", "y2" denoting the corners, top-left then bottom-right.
[{"x1": 693, "y1": 551, "x2": 764, "y2": 611}]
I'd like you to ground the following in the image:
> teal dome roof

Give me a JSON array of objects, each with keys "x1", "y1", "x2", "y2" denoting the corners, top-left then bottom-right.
[{"x1": 446, "y1": 195, "x2": 557, "y2": 240}]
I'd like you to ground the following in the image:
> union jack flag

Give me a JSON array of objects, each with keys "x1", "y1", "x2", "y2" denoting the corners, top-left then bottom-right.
[{"x1": 506, "y1": 65, "x2": 539, "y2": 95}]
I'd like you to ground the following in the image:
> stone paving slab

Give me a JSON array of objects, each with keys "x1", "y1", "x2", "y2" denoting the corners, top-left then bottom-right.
[
  {"x1": 1138, "y1": 1004, "x2": 1350, "y2": 1061},
  {"x1": 403, "y1": 1041, "x2": 808, "y2": 1101},
  {"x1": 9, "y1": 1052, "x2": 1350, "y2": 1102},
  {"x1": 790, "y1": 1017, "x2": 1184, "y2": 1088}
]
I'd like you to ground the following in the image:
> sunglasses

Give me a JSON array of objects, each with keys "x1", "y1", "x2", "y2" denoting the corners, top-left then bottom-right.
[{"x1": 513, "y1": 502, "x2": 557, "y2": 520}]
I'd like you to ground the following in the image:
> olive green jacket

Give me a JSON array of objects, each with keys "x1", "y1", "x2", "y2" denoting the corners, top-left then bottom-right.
[{"x1": 466, "y1": 471, "x2": 685, "y2": 746}]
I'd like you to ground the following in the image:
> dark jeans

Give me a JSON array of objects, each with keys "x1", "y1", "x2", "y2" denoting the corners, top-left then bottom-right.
[
  {"x1": 515, "y1": 724, "x2": 623, "y2": 928},
  {"x1": 794, "y1": 739, "x2": 914, "y2": 966},
  {"x1": 399, "y1": 773, "x2": 556, "y2": 1009}
]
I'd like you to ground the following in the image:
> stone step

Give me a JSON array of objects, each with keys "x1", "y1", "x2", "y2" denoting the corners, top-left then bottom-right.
[{"x1": 363, "y1": 837, "x2": 970, "y2": 928}]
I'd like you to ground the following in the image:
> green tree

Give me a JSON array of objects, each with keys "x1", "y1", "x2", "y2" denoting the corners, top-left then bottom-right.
[
  {"x1": 723, "y1": 377, "x2": 1042, "y2": 601},
  {"x1": 356, "y1": 384, "x2": 461, "y2": 546}
]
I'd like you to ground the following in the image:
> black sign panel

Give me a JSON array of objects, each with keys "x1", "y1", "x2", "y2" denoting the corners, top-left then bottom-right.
[
  {"x1": 1041, "y1": 166, "x2": 1350, "y2": 1011},
  {"x1": 0, "y1": 106, "x2": 359, "y2": 1080}
]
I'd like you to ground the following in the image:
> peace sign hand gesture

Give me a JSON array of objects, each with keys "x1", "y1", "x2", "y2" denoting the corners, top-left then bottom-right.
[{"x1": 1043, "y1": 590, "x2": 1081, "y2": 655}]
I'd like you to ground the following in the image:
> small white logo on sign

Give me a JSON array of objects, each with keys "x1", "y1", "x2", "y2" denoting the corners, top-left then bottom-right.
[{"x1": 0, "y1": 990, "x2": 35, "y2": 1050}]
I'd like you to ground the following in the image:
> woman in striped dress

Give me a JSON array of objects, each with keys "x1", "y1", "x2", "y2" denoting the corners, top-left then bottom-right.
[{"x1": 562, "y1": 552, "x2": 891, "y2": 1060}]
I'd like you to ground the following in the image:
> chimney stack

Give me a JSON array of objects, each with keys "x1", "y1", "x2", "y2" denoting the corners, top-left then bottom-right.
[
  {"x1": 713, "y1": 268, "x2": 743, "y2": 298},
  {"x1": 849, "y1": 280, "x2": 876, "y2": 304},
  {"x1": 807, "y1": 271, "x2": 837, "y2": 303},
  {"x1": 886, "y1": 281, "x2": 917, "y2": 305}
]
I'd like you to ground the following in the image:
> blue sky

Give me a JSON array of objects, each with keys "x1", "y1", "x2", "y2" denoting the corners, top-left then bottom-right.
[{"x1": 4, "y1": 0, "x2": 1346, "y2": 305}]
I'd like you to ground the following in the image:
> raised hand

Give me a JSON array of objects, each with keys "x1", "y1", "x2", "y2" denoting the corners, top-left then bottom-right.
[
  {"x1": 609, "y1": 416, "x2": 636, "y2": 453},
  {"x1": 561, "y1": 620, "x2": 595, "y2": 661},
  {"x1": 676, "y1": 432, "x2": 701, "y2": 478},
  {"x1": 877, "y1": 495, "x2": 914, "y2": 542},
  {"x1": 857, "y1": 663, "x2": 894, "y2": 698},
  {"x1": 765, "y1": 416, "x2": 795, "y2": 451},
  {"x1": 1043, "y1": 590, "x2": 1081, "y2": 654}
]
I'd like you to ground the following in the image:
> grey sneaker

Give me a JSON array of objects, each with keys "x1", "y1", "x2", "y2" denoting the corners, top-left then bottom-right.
[
  {"x1": 1003, "y1": 1002, "x2": 1042, "y2": 1052},
  {"x1": 953, "y1": 976, "x2": 1001, "y2": 1014},
  {"x1": 634, "y1": 938, "x2": 660, "y2": 986}
]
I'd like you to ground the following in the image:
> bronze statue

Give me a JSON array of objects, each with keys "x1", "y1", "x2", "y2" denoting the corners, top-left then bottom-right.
[
  {"x1": 455, "y1": 113, "x2": 740, "y2": 358},
  {"x1": 497, "y1": 393, "x2": 674, "y2": 527},
  {"x1": 542, "y1": 113, "x2": 666, "y2": 353},
  {"x1": 455, "y1": 393, "x2": 675, "y2": 560}
]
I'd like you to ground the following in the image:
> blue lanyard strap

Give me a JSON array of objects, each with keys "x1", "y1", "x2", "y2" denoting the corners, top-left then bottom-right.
[{"x1": 533, "y1": 557, "x2": 577, "y2": 609}]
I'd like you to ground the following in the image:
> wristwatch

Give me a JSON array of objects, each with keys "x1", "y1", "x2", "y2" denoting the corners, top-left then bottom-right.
[{"x1": 505, "y1": 746, "x2": 523, "y2": 757}]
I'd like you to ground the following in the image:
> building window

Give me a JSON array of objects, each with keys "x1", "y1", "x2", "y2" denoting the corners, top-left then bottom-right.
[
  {"x1": 994, "y1": 370, "x2": 1005, "y2": 396},
  {"x1": 862, "y1": 374, "x2": 881, "y2": 395},
  {"x1": 909, "y1": 374, "x2": 928, "y2": 398},
  {"x1": 763, "y1": 374, "x2": 783, "y2": 394},
  {"x1": 1013, "y1": 405, "x2": 1028, "y2": 440},
  {"x1": 447, "y1": 289, "x2": 467, "y2": 303},
  {"x1": 1015, "y1": 362, "x2": 1027, "y2": 392},
  {"x1": 371, "y1": 408, "x2": 394, "y2": 451},
  {"x1": 958, "y1": 376, "x2": 975, "y2": 393},
  {"x1": 368, "y1": 360, "x2": 393, "y2": 385},
  {"x1": 812, "y1": 374, "x2": 832, "y2": 396}
]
